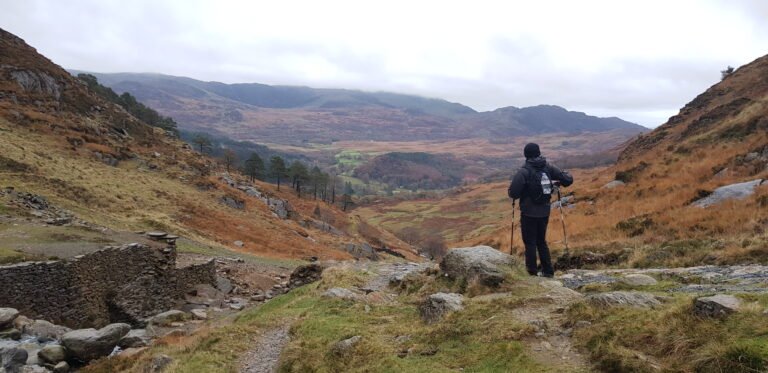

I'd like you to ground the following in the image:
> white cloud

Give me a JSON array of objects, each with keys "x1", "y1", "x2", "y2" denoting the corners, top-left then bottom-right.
[{"x1": 2, "y1": 0, "x2": 767, "y2": 127}]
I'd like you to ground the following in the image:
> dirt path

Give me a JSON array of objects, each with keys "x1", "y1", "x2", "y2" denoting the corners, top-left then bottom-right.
[
  {"x1": 476, "y1": 279, "x2": 592, "y2": 372},
  {"x1": 239, "y1": 324, "x2": 291, "y2": 373}
]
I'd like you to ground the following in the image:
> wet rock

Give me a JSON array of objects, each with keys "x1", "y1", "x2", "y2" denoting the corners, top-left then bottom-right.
[
  {"x1": 38, "y1": 344, "x2": 67, "y2": 364},
  {"x1": 118, "y1": 329, "x2": 150, "y2": 348},
  {"x1": 440, "y1": 246, "x2": 514, "y2": 287},
  {"x1": 419, "y1": 293, "x2": 464, "y2": 324},
  {"x1": 0, "y1": 328, "x2": 21, "y2": 340},
  {"x1": 149, "y1": 310, "x2": 188, "y2": 327},
  {"x1": 25, "y1": 320, "x2": 71, "y2": 342},
  {"x1": 0, "y1": 347, "x2": 27, "y2": 373},
  {"x1": 331, "y1": 336, "x2": 361, "y2": 357},
  {"x1": 0, "y1": 308, "x2": 19, "y2": 329},
  {"x1": 52, "y1": 361, "x2": 70, "y2": 373},
  {"x1": 322, "y1": 288, "x2": 361, "y2": 301},
  {"x1": 18, "y1": 342, "x2": 41, "y2": 366},
  {"x1": 61, "y1": 323, "x2": 131, "y2": 362},
  {"x1": 586, "y1": 291, "x2": 661, "y2": 308},
  {"x1": 694, "y1": 294, "x2": 741, "y2": 318},
  {"x1": 620, "y1": 274, "x2": 658, "y2": 286},
  {"x1": 693, "y1": 179, "x2": 764, "y2": 207}
]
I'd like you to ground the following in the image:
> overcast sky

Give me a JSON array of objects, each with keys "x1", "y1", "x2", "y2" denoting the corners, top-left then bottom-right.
[{"x1": 2, "y1": 0, "x2": 767, "y2": 127}]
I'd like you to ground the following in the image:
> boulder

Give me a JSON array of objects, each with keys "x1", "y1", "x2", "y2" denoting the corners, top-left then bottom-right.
[
  {"x1": 61, "y1": 323, "x2": 131, "y2": 362},
  {"x1": 118, "y1": 329, "x2": 150, "y2": 349},
  {"x1": 322, "y1": 288, "x2": 361, "y2": 301},
  {"x1": 419, "y1": 293, "x2": 464, "y2": 324},
  {"x1": 215, "y1": 276, "x2": 234, "y2": 294},
  {"x1": 694, "y1": 294, "x2": 741, "y2": 318},
  {"x1": 18, "y1": 342, "x2": 40, "y2": 365},
  {"x1": 38, "y1": 344, "x2": 67, "y2": 364},
  {"x1": 190, "y1": 309, "x2": 208, "y2": 320},
  {"x1": 25, "y1": 320, "x2": 71, "y2": 342},
  {"x1": 586, "y1": 291, "x2": 661, "y2": 308},
  {"x1": 331, "y1": 336, "x2": 362, "y2": 357},
  {"x1": 602, "y1": 180, "x2": 625, "y2": 189},
  {"x1": 440, "y1": 246, "x2": 514, "y2": 287},
  {"x1": 693, "y1": 179, "x2": 764, "y2": 207},
  {"x1": 0, "y1": 308, "x2": 19, "y2": 329},
  {"x1": 12, "y1": 316, "x2": 31, "y2": 332},
  {"x1": 0, "y1": 347, "x2": 27, "y2": 373},
  {"x1": 149, "y1": 310, "x2": 188, "y2": 327},
  {"x1": 620, "y1": 274, "x2": 658, "y2": 286}
]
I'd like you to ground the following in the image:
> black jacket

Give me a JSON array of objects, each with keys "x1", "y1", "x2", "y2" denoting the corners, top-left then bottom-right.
[{"x1": 508, "y1": 157, "x2": 573, "y2": 218}]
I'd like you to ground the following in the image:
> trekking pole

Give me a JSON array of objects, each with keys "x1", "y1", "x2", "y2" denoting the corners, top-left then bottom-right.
[
  {"x1": 510, "y1": 199, "x2": 516, "y2": 254},
  {"x1": 554, "y1": 183, "x2": 569, "y2": 255}
]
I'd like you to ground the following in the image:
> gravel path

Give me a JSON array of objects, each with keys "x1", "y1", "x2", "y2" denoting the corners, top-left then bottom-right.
[{"x1": 239, "y1": 325, "x2": 291, "y2": 373}]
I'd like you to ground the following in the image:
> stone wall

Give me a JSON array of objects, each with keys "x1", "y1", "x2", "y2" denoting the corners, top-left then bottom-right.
[{"x1": 0, "y1": 244, "x2": 216, "y2": 328}]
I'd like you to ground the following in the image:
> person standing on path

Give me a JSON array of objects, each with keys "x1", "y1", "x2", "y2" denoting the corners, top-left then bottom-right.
[{"x1": 508, "y1": 143, "x2": 573, "y2": 277}]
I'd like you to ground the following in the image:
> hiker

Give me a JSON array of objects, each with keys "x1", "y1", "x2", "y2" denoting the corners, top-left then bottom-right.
[{"x1": 508, "y1": 143, "x2": 573, "y2": 277}]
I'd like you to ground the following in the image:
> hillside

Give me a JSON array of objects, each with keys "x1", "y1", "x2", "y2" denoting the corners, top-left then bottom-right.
[
  {"x1": 0, "y1": 28, "x2": 416, "y2": 263},
  {"x1": 357, "y1": 54, "x2": 768, "y2": 268},
  {"x1": 74, "y1": 71, "x2": 646, "y2": 144}
]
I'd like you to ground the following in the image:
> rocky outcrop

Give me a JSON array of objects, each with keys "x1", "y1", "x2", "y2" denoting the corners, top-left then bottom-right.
[
  {"x1": 289, "y1": 263, "x2": 324, "y2": 288},
  {"x1": 419, "y1": 293, "x2": 464, "y2": 324},
  {"x1": 344, "y1": 243, "x2": 379, "y2": 261},
  {"x1": 440, "y1": 246, "x2": 514, "y2": 287},
  {"x1": 692, "y1": 179, "x2": 764, "y2": 207},
  {"x1": 61, "y1": 323, "x2": 130, "y2": 362},
  {"x1": 586, "y1": 291, "x2": 661, "y2": 308},
  {"x1": 693, "y1": 294, "x2": 741, "y2": 318}
]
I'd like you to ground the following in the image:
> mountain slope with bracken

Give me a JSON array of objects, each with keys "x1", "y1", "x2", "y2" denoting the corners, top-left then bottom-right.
[
  {"x1": 0, "y1": 28, "x2": 416, "y2": 262},
  {"x1": 357, "y1": 53, "x2": 768, "y2": 267}
]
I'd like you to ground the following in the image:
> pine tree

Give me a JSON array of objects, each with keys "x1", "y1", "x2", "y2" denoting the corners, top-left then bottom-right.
[{"x1": 268, "y1": 156, "x2": 287, "y2": 191}]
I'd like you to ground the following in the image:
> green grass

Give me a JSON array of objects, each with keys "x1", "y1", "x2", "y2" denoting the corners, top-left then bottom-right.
[
  {"x1": 566, "y1": 294, "x2": 768, "y2": 372},
  {"x1": 85, "y1": 266, "x2": 542, "y2": 373},
  {"x1": 0, "y1": 247, "x2": 27, "y2": 264}
]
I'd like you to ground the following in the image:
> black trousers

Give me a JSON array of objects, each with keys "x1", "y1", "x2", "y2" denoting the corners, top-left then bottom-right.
[{"x1": 520, "y1": 215, "x2": 553, "y2": 276}]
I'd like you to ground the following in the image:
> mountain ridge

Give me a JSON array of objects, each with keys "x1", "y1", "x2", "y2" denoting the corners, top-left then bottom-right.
[{"x1": 70, "y1": 70, "x2": 647, "y2": 144}]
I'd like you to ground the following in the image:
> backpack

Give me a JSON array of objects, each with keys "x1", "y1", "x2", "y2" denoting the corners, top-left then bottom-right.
[{"x1": 523, "y1": 164, "x2": 553, "y2": 205}]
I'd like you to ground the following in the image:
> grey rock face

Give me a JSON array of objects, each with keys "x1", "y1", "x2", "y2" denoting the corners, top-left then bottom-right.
[
  {"x1": 38, "y1": 344, "x2": 67, "y2": 364},
  {"x1": 344, "y1": 243, "x2": 380, "y2": 260},
  {"x1": 419, "y1": 293, "x2": 464, "y2": 324},
  {"x1": 215, "y1": 276, "x2": 234, "y2": 294},
  {"x1": 0, "y1": 308, "x2": 19, "y2": 329},
  {"x1": 322, "y1": 288, "x2": 361, "y2": 301},
  {"x1": 693, "y1": 179, "x2": 764, "y2": 207},
  {"x1": 220, "y1": 196, "x2": 245, "y2": 209},
  {"x1": 440, "y1": 246, "x2": 514, "y2": 287},
  {"x1": 61, "y1": 323, "x2": 131, "y2": 362},
  {"x1": 9, "y1": 70, "x2": 61, "y2": 100},
  {"x1": 586, "y1": 291, "x2": 661, "y2": 308},
  {"x1": 694, "y1": 294, "x2": 741, "y2": 318},
  {"x1": 620, "y1": 274, "x2": 658, "y2": 286}
]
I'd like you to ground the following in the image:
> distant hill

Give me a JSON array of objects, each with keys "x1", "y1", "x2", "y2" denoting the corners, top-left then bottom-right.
[{"x1": 71, "y1": 71, "x2": 647, "y2": 144}]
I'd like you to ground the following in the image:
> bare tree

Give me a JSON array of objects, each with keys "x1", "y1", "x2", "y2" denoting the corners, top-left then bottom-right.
[{"x1": 222, "y1": 149, "x2": 237, "y2": 173}]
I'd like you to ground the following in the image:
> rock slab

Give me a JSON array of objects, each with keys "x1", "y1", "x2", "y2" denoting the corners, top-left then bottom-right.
[
  {"x1": 586, "y1": 291, "x2": 661, "y2": 308},
  {"x1": 693, "y1": 179, "x2": 763, "y2": 207},
  {"x1": 621, "y1": 274, "x2": 658, "y2": 286},
  {"x1": 694, "y1": 294, "x2": 741, "y2": 318}
]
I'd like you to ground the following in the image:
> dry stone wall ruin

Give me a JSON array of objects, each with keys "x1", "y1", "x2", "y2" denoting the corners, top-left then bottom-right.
[{"x1": 0, "y1": 244, "x2": 215, "y2": 329}]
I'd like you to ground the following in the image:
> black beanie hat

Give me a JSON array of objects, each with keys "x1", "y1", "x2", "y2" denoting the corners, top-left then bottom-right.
[{"x1": 524, "y1": 143, "x2": 541, "y2": 159}]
